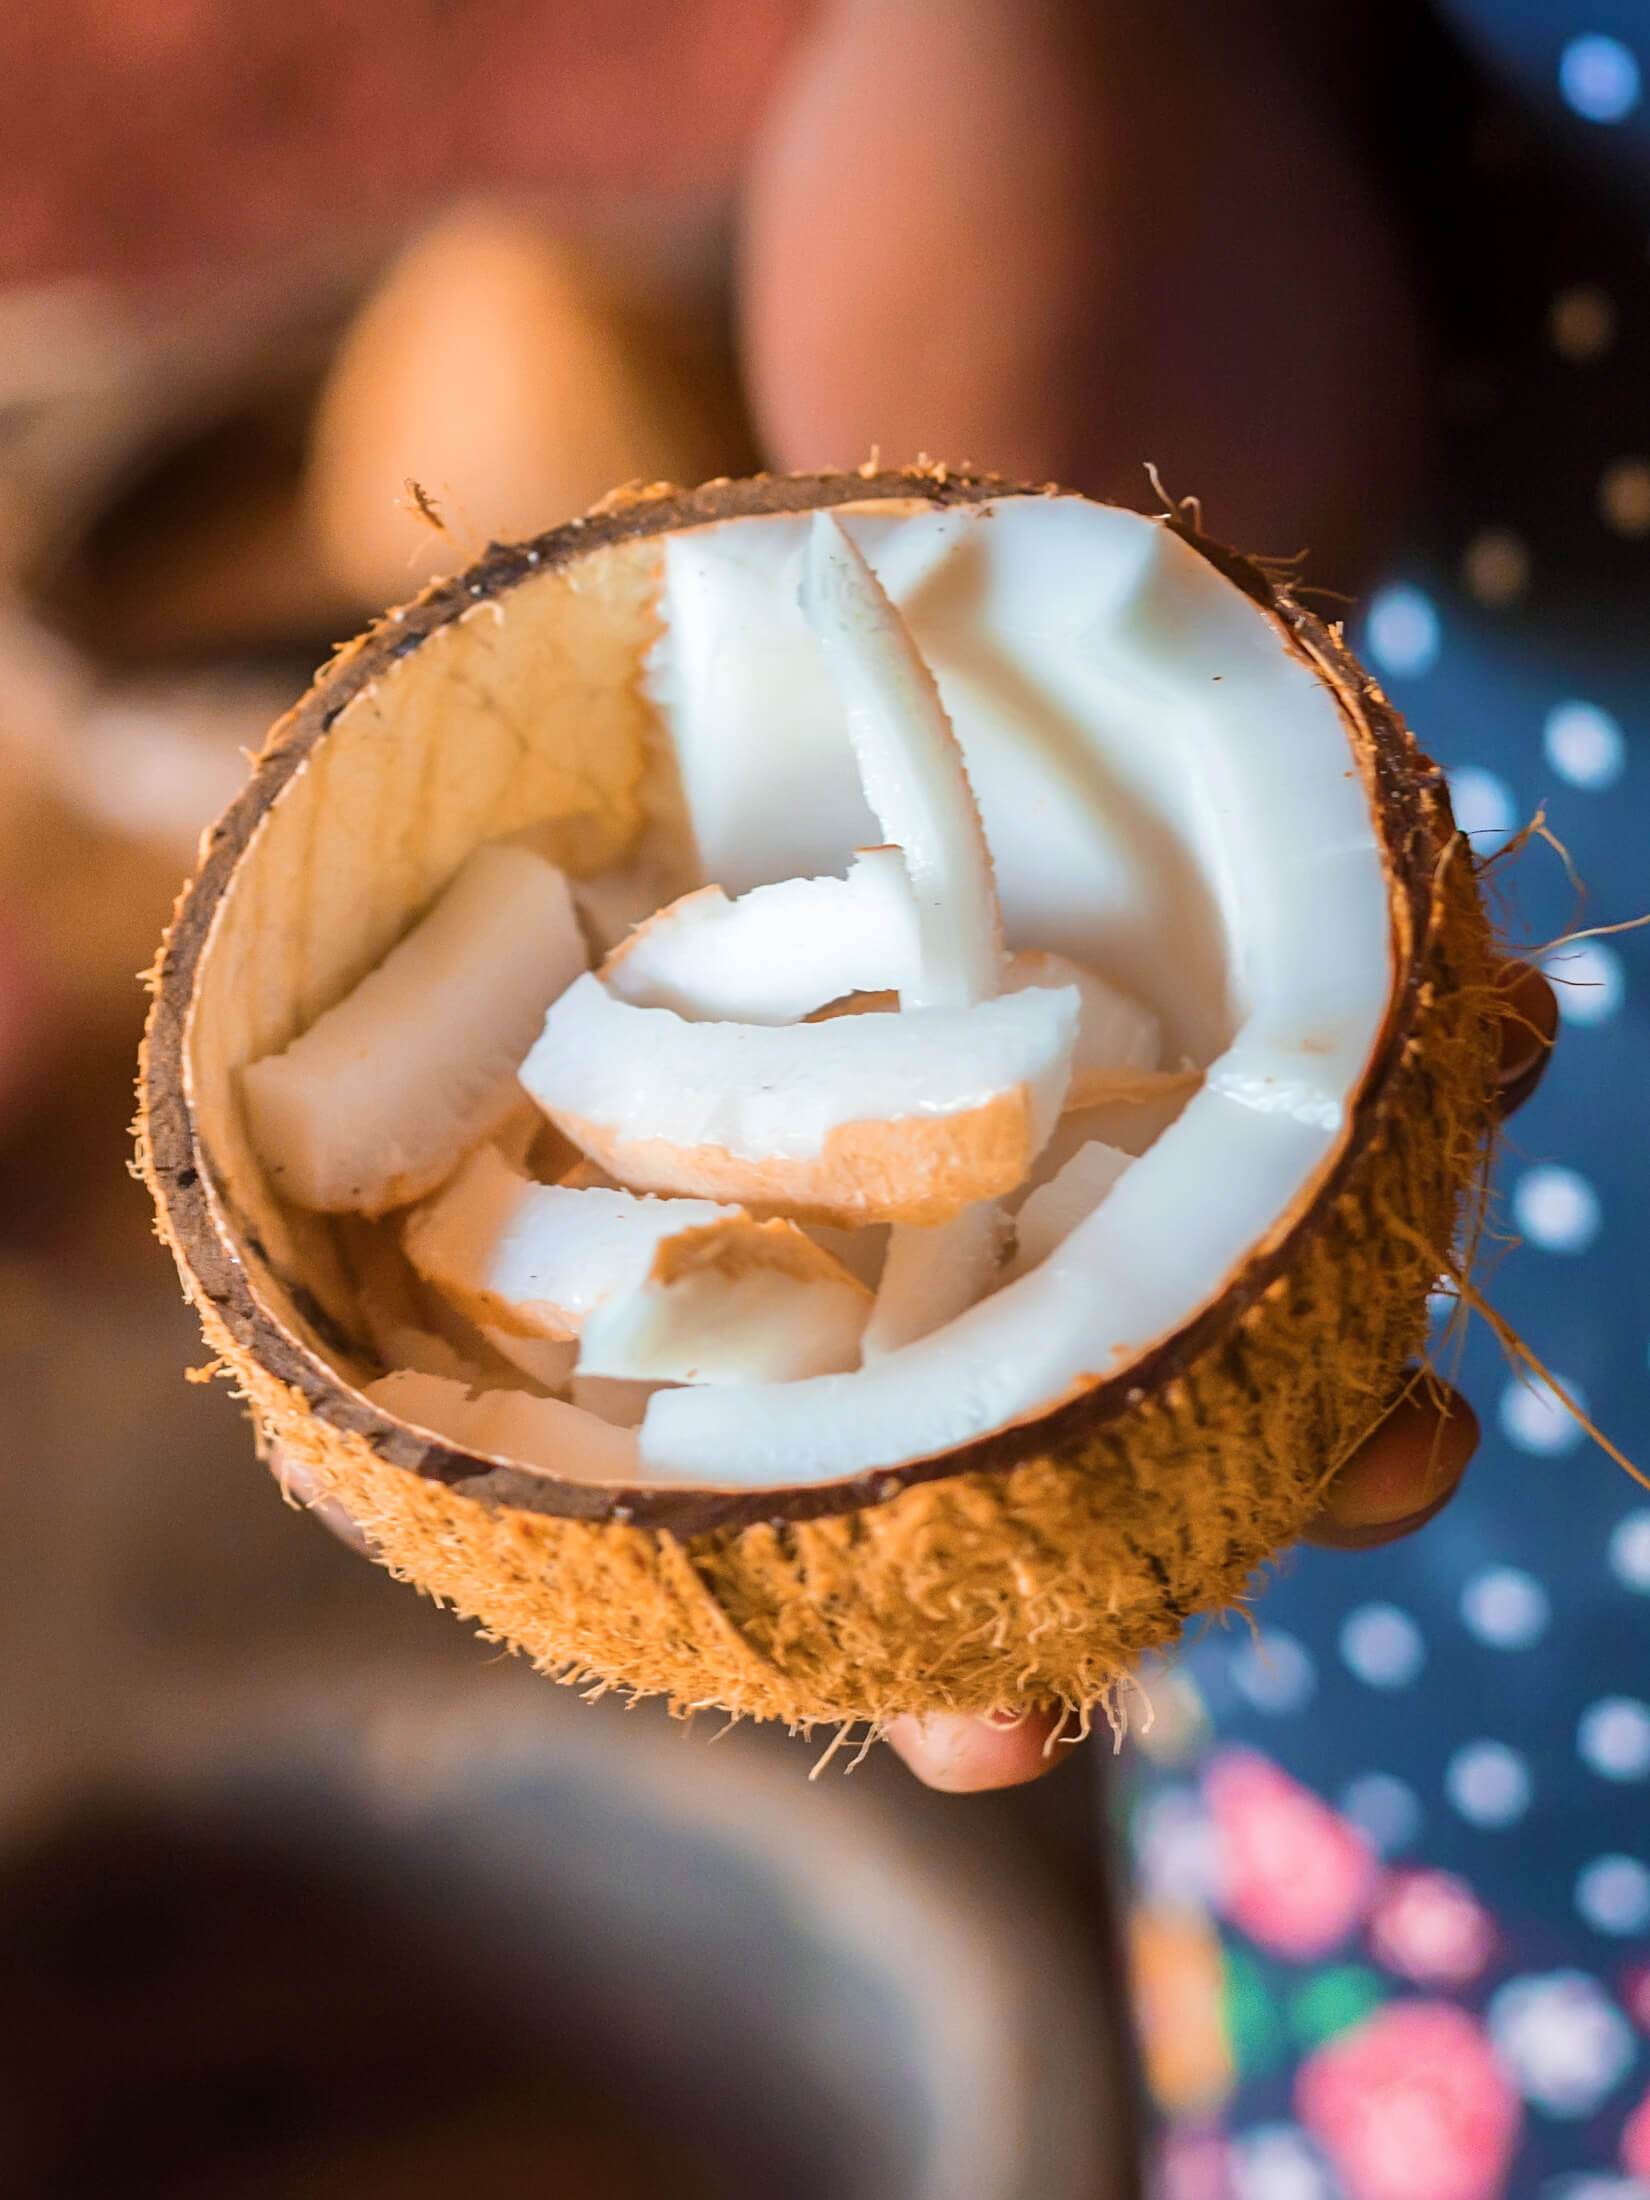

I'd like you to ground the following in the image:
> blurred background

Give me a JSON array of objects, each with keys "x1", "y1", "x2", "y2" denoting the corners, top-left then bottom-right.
[{"x1": 0, "y1": 3, "x2": 1646, "y2": 2195}]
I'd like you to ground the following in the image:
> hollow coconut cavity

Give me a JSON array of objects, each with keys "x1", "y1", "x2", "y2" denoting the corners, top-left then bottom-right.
[{"x1": 139, "y1": 468, "x2": 1498, "y2": 1727}]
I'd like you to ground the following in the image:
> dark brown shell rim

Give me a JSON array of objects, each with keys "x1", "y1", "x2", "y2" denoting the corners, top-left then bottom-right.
[{"x1": 142, "y1": 468, "x2": 1447, "y2": 1537}]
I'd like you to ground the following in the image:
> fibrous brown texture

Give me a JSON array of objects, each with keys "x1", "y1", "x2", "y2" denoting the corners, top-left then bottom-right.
[{"x1": 138, "y1": 467, "x2": 1498, "y2": 1727}]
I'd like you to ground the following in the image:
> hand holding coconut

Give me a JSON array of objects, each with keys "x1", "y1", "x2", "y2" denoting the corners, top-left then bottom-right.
[{"x1": 142, "y1": 471, "x2": 1552, "y2": 1772}]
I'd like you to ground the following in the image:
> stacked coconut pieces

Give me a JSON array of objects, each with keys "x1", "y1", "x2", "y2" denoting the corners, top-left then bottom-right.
[{"x1": 241, "y1": 515, "x2": 1187, "y2": 1487}]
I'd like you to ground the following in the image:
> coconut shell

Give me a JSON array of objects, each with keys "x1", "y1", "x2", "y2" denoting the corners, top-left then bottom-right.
[{"x1": 137, "y1": 468, "x2": 1498, "y2": 1727}]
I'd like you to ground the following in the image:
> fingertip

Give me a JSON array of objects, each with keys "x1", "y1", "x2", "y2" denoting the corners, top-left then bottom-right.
[
  {"x1": 883, "y1": 1707, "x2": 1066, "y2": 1792},
  {"x1": 1304, "y1": 1384, "x2": 1478, "y2": 1550},
  {"x1": 267, "y1": 1440, "x2": 374, "y2": 1556},
  {"x1": 1494, "y1": 959, "x2": 1558, "y2": 1117}
]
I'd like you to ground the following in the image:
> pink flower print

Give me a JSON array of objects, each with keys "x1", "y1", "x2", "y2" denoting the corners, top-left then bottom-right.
[
  {"x1": 1368, "y1": 1870, "x2": 1497, "y2": 1987},
  {"x1": 1204, "y1": 1746, "x2": 1378, "y2": 1960},
  {"x1": 1621, "y1": 2080, "x2": 1650, "y2": 2178},
  {"x1": 1297, "y1": 2001, "x2": 1521, "y2": 2200}
]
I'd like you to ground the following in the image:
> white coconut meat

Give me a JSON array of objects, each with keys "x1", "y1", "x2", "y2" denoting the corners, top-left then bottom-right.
[
  {"x1": 404, "y1": 1143, "x2": 735, "y2": 1337},
  {"x1": 1002, "y1": 951, "x2": 1169, "y2": 1105},
  {"x1": 520, "y1": 973, "x2": 1078, "y2": 1225},
  {"x1": 242, "y1": 842, "x2": 587, "y2": 1214},
  {"x1": 1002, "y1": 1141, "x2": 1132, "y2": 1283},
  {"x1": 601, "y1": 847, "x2": 922, "y2": 1023},
  {"x1": 364, "y1": 1370, "x2": 642, "y2": 1482},
  {"x1": 578, "y1": 1216, "x2": 871, "y2": 1384},
  {"x1": 403, "y1": 1143, "x2": 869, "y2": 1385},
  {"x1": 622, "y1": 495, "x2": 1392, "y2": 1483}
]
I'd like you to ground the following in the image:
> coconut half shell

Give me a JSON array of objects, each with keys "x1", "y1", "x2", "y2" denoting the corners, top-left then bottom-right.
[{"x1": 137, "y1": 468, "x2": 1498, "y2": 1726}]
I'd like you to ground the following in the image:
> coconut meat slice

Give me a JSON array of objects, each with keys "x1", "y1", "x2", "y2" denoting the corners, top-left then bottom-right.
[
  {"x1": 860, "y1": 1202, "x2": 1009, "y2": 1360},
  {"x1": 801, "y1": 511, "x2": 1001, "y2": 1010},
  {"x1": 802, "y1": 508, "x2": 1016, "y2": 1344},
  {"x1": 403, "y1": 1142, "x2": 736, "y2": 1339},
  {"x1": 1002, "y1": 1141, "x2": 1132, "y2": 1282},
  {"x1": 618, "y1": 498, "x2": 1393, "y2": 1486},
  {"x1": 601, "y1": 846, "x2": 921, "y2": 1023},
  {"x1": 480, "y1": 1326, "x2": 579, "y2": 1390},
  {"x1": 571, "y1": 1374, "x2": 671, "y2": 1428},
  {"x1": 364, "y1": 1370, "x2": 642, "y2": 1483},
  {"x1": 520, "y1": 973, "x2": 1079, "y2": 1226},
  {"x1": 241, "y1": 841, "x2": 587, "y2": 1214},
  {"x1": 1003, "y1": 950, "x2": 1164, "y2": 1098},
  {"x1": 404, "y1": 1142, "x2": 870, "y2": 1385},
  {"x1": 577, "y1": 1216, "x2": 871, "y2": 1384}
]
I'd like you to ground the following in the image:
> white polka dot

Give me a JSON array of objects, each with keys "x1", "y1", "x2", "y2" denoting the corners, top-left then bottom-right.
[
  {"x1": 1131, "y1": 1785, "x2": 1222, "y2": 1909},
  {"x1": 1445, "y1": 1739, "x2": 1533, "y2": 1827},
  {"x1": 1496, "y1": 1364, "x2": 1592, "y2": 1452},
  {"x1": 1498, "y1": 1372, "x2": 1587, "y2": 1456},
  {"x1": 1577, "y1": 1695, "x2": 1650, "y2": 1782},
  {"x1": 1549, "y1": 282, "x2": 1617, "y2": 362},
  {"x1": 1543, "y1": 700, "x2": 1626, "y2": 790},
  {"x1": 1447, "y1": 764, "x2": 1518, "y2": 849},
  {"x1": 1559, "y1": 34, "x2": 1643, "y2": 124},
  {"x1": 1512, "y1": 1164, "x2": 1602, "y2": 1254},
  {"x1": 1337, "y1": 1770, "x2": 1423, "y2": 1856},
  {"x1": 1576, "y1": 1854, "x2": 1650, "y2": 1936},
  {"x1": 1339, "y1": 1602, "x2": 1427, "y2": 1689},
  {"x1": 1599, "y1": 455, "x2": 1650, "y2": 537},
  {"x1": 1607, "y1": 1509, "x2": 1650, "y2": 1592},
  {"x1": 1462, "y1": 526, "x2": 1531, "y2": 607},
  {"x1": 1229, "y1": 2125, "x2": 1336, "y2": 2200},
  {"x1": 1542, "y1": 939, "x2": 1624, "y2": 1025},
  {"x1": 1229, "y1": 1630, "x2": 1317, "y2": 1715},
  {"x1": 1489, "y1": 1970, "x2": 1635, "y2": 2117},
  {"x1": 1460, "y1": 1565, "x2": 1552, "y2": 1650},
  {"x1": 1365, "y1": 584, "x2": 1440, "y2": 678}
]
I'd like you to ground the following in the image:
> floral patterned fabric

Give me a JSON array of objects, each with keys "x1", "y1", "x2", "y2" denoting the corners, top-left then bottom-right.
[{"x1": 1125, "y1": 12, "x2": 1650, "y2": 2195}]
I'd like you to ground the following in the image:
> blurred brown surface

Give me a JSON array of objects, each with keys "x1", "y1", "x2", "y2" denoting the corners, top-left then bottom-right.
[{"x1": 0, "y1": 2, "x2": 812, "y2": 291}]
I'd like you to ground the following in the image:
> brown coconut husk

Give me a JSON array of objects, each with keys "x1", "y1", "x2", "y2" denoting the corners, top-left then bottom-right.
[{"x1": 137, "y1": 467, "x2": 1499, "y2": 1727}]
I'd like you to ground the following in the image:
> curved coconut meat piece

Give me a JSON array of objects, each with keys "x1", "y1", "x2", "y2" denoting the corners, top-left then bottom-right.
[
  {"x1": 571, "y1": 1374, "x2": 671, "y2": 1428},
  {"x1": 405, "y1": 1143, "x2": 870, "y2": 1386},
  {"x1": 802, "y1": 513, "x2": 1018, "y2": 1346},
  {"x1": 1002, "y1": 1141, "x2": 1132, "y2": 1283},
  {"x1": 364, "y1": 1370, "x2": 643, "y2": 1484},
  {"x1": 860, "y1": 1201, "x2": 1009, "y2": 1361},
  {"x1": 577, "y1": 1216, "x2": 871, "y2": 1385},
  {"x1": 802, "y1": 972, "x2": 1192, "y2": 1115},
  {"x1": 803, "y1": 1220, "x2": 890, "y2": 1291},
  {"x1": 520, "y1": 974, "x2": 1079, "y2": 1227},
  {"x1": 241, "y1": 842, "x2": 587, "y2": 1215},
  {"x1": 800, "y1": 511, "x2": 1001, "y2": 1012},
  {"x1": 403, "y1": 1142, "x2": 736, "y2": 1339},
  {"x1": 621, "y1": 499, "x2": 1392, "y2": 1485},
  {"x1": 601, "y1": 847, "x2": 922, "y2": 1024},
  {"x1": 480, "y1": 1325, "x2": 578, "y2": 1390},
  {"x1": 1003, "y1": 949, "x2": 1162, "y2": 1095}
]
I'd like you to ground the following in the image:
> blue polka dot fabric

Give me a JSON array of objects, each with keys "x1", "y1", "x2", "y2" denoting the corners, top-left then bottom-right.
[{"x1": 1124, "y1": 14, "x2": 1650, "y2": 2195}]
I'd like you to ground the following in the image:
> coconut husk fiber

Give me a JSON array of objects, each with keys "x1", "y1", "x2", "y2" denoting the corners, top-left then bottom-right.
[{"x1": 137, "y1": 468, "x2": 1499, "y2": 1728}]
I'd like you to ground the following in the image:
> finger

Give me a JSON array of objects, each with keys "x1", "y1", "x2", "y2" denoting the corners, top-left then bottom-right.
[
  {"x1": 1303, "y1": 1383, "x2": 1479, "y2": 1551},
  {"x1": 267, "y1": 1440, "x2": 375, "y2": 1556},
  {"x1": 883, "y1": 1706, "x2": 1066, "y2": 1792},
  {"x1": 1494, "y1": 958, "x2": 1558, "y2": 1118}
]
